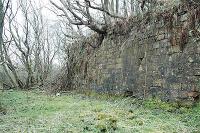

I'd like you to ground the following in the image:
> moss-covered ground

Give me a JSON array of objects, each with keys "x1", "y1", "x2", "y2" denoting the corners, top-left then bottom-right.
[{"x1": 0, "y1": 90, "x2": 200, "y2": 133}]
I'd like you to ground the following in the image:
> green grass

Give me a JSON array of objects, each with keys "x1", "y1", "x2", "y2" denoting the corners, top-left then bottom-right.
[{"x1": 0, "y1": 90, "x2": 200, "y2": 133}]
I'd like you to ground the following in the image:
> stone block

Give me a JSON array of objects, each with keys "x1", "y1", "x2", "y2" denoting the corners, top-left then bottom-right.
[
  {"x1": 180, "y1": 14, "x2": 188, "y2": 22},
  {"x1": 188, "y1": 57, "x2": 194, "y2": 63},
  {"x1": 153, "y1": 42, "x2": 160, "y2": 49},
  {"x1": 157, "y1": 34, "x2": 165, "y2": 41},
  {"x1": 170, "y1": 89, "x2": 179, "y2": 98},
  {"x1": 170, "y1": 83, "x2": 182, "y2": 90},
  {"x1": 194, "y1": 68, "x2": 200, "y2": 76},
  {"x1": 115, "y1": 58, "x2": 122, "y2": 64},
  {"x1": 115, "y1": 63, "x2": 122, "y2": 69},
  {"x1": 160, "y1": 40, "x2": 170, "y2": 48},
  {"x1": 153, "y1": 79, "x2": 163, "y2": 87},
  {"x1": 156, "y1": 21, "x2": 164, "y2": 28},
  {"x1": 168, "y1": 46, "x2": 181, "y2": 54},
  {"x1": 197, "y1": 47, "x2": 200, "y2": 54}
]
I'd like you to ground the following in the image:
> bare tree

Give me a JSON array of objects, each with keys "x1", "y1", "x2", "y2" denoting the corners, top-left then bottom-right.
[
  {"x1": 50, "y1": 0, "x2": 125, "y2": 48},
  {"x1": 0, "y1": 0, "x2": 60, "y2": 89},
  {"x1": 7, "y1": 0, "x2": 35, "y2": 88},
  {"x1": 123, "y1": 0, "x2": 128, "y2": 17},
  {"x1": 115, "y1": 0, "x2": 119, "y2": 14},
  {"x1": 0, "y1": 0, "x2": 18, "y2": 89}
]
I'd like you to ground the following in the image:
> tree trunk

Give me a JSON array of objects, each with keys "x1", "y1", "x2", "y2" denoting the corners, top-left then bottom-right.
[
  {"x1": 0, "y1": 0, "x2": 4, "y2": 64},
  {"x1": 110, "y1": 0, "x2": 114, "y2": 14},
  {"x1": 102, "y1": 0, "x2": 110, "y2": 24},
  {"x1": 131, "y1": 0, "x2": 134, "y2": 14},
  {"x1": 0, "y1": 1, "x2": 5, "y2": 90},
  {"x1": 123, "y1": 0, "x2": 128, "y2": 17},
  {"x1": 115, "y1": 0, "x2": 119, "y2": 15}
]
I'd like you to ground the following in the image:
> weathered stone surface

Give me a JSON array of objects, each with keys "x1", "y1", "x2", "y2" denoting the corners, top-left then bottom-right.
[{"x1": 72, "y1": 5, "x2": 200, "y2": 100}]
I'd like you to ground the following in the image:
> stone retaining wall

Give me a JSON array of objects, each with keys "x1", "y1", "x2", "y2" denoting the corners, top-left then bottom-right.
[{"x1": 73, "y1": 4, "x2": 200, "y2": 100}]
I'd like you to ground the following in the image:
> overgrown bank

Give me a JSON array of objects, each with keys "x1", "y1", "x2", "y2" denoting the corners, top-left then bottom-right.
[{"x1": 0, "y1": 90, "x2": 200, "y2": 132}]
